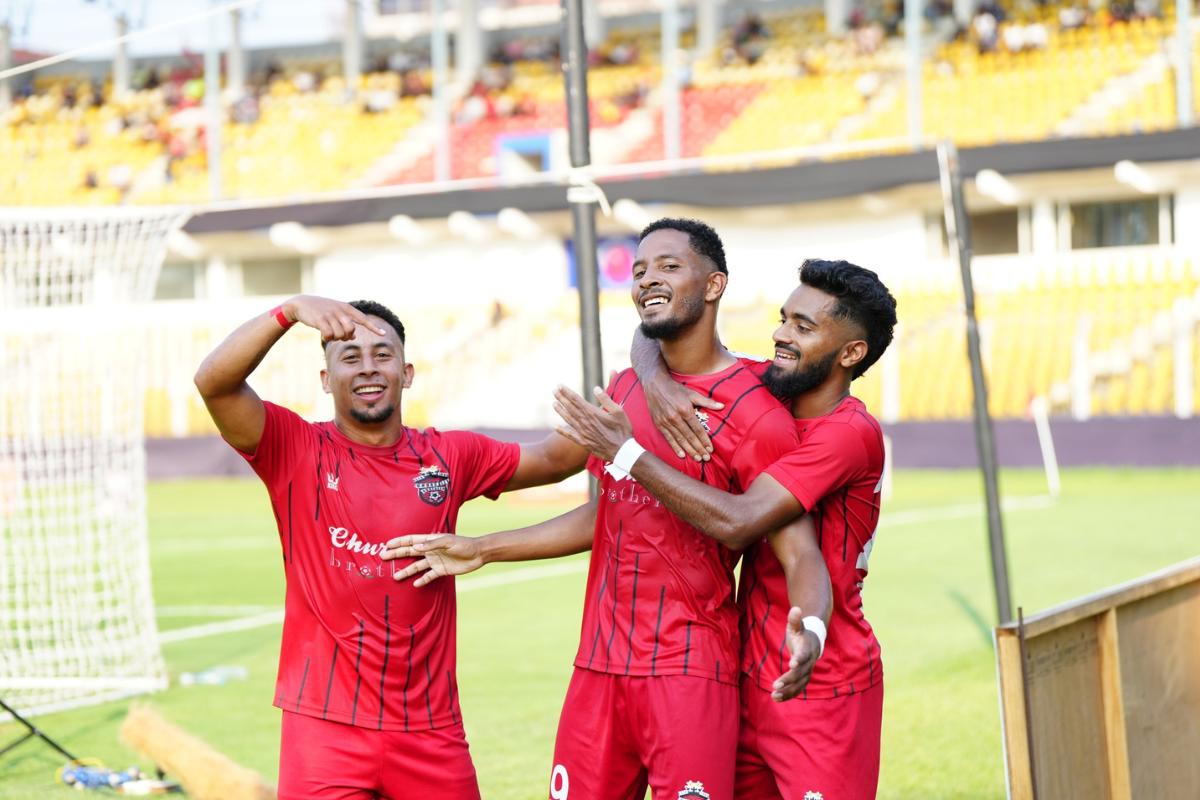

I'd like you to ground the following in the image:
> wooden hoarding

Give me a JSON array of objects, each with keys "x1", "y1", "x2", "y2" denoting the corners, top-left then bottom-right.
[{"x1": 995, "y1": 557, "x2": 1200, "y2": 800}]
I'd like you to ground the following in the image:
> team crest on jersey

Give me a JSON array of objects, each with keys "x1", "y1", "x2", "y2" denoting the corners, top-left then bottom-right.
[
  {"x1": 678, "y1": 781, "x2": 710, "y2": 800},
  {"x1": 803, "y1": 792, "x2": 825, "y2": 800},
  {"x1": 413, "y1": 465, "x2": 450, "y2": 506},
  {"x1": 694, "y1": 410, "x2": 711, "y2": 433},
  {"x1": 326, "y1": 472, "x2": 340, "y2": 491}
]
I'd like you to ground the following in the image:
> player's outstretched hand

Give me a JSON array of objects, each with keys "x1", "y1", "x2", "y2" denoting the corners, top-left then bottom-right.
[
  {"x1": 641, "y1": 369, "x2": 723, "y2": 462},
  {"x1": 380, "y1": 534, "x2": 483, "y2": 587},
  {"x1": 283, "y1": 295, "x2": 388, "y2": 344},
  {"x1": 772, "y1": 606, "x2": 820, "y2": 702},
  {"x1": 552, "y1": 384, "x2": 633, "y2": 463}
]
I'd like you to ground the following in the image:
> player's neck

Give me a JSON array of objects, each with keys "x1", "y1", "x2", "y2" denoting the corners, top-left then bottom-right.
[
  {"x1": 332, "y1": 414, "x2": 406, "y2": 448},
  {"x1": 789, "y1": 379, "x2": 851, "y2": 419},
  {"x1": 659, "y1": 323, "x2": 734, "y2": 376}
]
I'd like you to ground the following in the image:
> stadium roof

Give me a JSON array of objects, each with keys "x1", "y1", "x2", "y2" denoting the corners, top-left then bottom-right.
[{"x1": 185, "y1": 128, "x2": 1200, "y2": 236}]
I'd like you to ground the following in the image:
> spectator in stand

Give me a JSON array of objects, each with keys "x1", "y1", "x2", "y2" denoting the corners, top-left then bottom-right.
[
  {"x1": 733, "y1": 10, "x2": 771, "y2": 64},
  {"x1": 1059, "y1": 3, "x2": 1089, "y2": 28},
  {"x1": 972, "y1": 9, "x2": 1000, "y2": 53}
]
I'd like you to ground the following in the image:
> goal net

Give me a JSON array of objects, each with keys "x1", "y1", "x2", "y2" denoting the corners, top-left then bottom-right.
[{"x1": 0, "y1": 207, "x2": 188, "y2": 718}]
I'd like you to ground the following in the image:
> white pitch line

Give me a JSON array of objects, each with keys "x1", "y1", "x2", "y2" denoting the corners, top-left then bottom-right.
[
  {"x1": 879, "y1": 494, "x2": 1055, "y2": 528},
  {"x1": 155, "y1": 495, "x2": 1056, "y2": 645},
  {"x1": 157, "y1": 604, "x2": 282, "y2": 618}
]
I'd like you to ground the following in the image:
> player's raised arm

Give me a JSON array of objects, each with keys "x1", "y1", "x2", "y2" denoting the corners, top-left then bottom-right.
[
  {"x1": 194, "y1": 295, "x2": 386, "y2": 453},
  {"x1": 766, "y1": 514, "x2": 832, "y2": 702},
  {"x1": 553, "y1": 385, "x2": 802, "y2": 550},
  {"x1": 504, "y1": 431, "x2": 589, "y2": 491},
  {"x1": 380, "y1": 498, "x2": 598, "y2": 586},
  {"x1": 630, "y1": 328, "x2": 723, "y2": 461}
]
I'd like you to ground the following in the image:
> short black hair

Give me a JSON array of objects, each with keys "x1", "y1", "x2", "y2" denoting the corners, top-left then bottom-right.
[
  {"x1": 638, "y1": 217, "x2": 727, "y2": 275},
  {"x1": 322, "y1": 300, "x2": 406, "y2": 350},
  {"x1": 799, "y1": 259, "x2": 897, "y2": 379}
]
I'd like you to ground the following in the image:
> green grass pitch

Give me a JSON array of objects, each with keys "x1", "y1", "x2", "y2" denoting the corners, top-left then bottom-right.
[{"x1": 1, "y1": 467, "x2": 1197, "y2": 798}]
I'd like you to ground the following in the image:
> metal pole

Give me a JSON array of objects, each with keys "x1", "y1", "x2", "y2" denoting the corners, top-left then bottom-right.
[
  {"x1": 0, "y1": 23, "x2": 11, "y2": 112},
  {"x1": 905, "y1": 0, "x2": 923, "y2": 149},
  {"x1": 662, "y1": 0, "x2": 681, "y2": 161},
  {"x1": 1177, "y1": 0, "x2": 1193, "y2": 127},
  {"x1": 432, "y1": 0, "x2": 450, "y2": 182},
  {"x1": 228, "y1": 8, "x2": 245, "y2": 98},
  {"x1": 562, "y1": 0, "x2": 604, "y2": 468},
  {"x1": 937, "y1": 142, "x2": 1012, "y2": 625},
  {"x1": 113, "y1": 14, "x2": 130, "y2": 98},
  {"x1": 343, "y1": 0, "x2": 363, "y2": 98},
  {"x1": 205, "y1": 5, "x2": 223, "y2": 200}
]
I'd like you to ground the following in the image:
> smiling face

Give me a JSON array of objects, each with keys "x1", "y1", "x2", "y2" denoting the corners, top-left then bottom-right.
[
  {"x1": 631, "y1": 228, "x2": 726, "y2": 340},
  {"x1": 763, "y1": 284, "x2": 866, "y2": 400},
  {"x1": 320, "y1": 315, "x2": 413, "y2": 427}
]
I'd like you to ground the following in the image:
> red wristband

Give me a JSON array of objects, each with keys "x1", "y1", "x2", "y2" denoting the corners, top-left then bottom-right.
[{"x1": 270, "y1": 305, "x2": 295, "y2": 330}]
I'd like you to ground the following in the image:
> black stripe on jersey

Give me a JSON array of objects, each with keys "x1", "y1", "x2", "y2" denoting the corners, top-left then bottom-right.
[
  {"x1": 753, "y1": 598, "x2": 773, "y2": 677},
  {"x1": 378, "y1": 597, "x2": 391, "y2": 730},
  {"x1": 848, "y1": 681, "x2": 856, "y2": 696},
  {"x1": 286, "y1": 482, "x2": 294, "y2": 564},
  {"x1": 406, "y1": 436, "x2": 425, "y2": 467},
  {"x1": 704, "y1": 365, "x2": 746, "y2": 398},
  {"x1": 403, "y1": 624, "x2": 414, "y2": 732},
  {"x1": 348, "y1": 447, "x2": 356, "y2": 461},
  {"x1": 616, "y1": 373, "x2": 639, "y2": 405},
  {"x1": 624, "y1": 553, "x2": 641, "y2": 675},
  {"x1": 586, "y1": 554, "x2": 613, "y2": 670},
  {"x1": 350, "y1": 619, "x2": 365, "y2": 726},
  {"x1": 840, "y1": 487, "x2": 851, "y2": 562},
  {"x1": 611, "y1": 370, "x2": 636, "y2": 403},
  {"x1": 715, "y1": 660, "x2": 721, "y2": 683},
  {"x1": 321, "y1": 645, "x2": 340, "y2": 720},
  {"x1": 650, "y1": 586, "x2": 666, "y2": 675},
  {"x1": 707, "y1": 383, "x2": 769, "y2": 440},
  {"x1": 428, "y1": 442, "x2": 450, "y2": 473},
  {"x1": 833, "y1": 686, "x2": 839, "y2": 698},
  {"x1": 294, "y1": 656, "x2": 310, "y2": 712},
  {"x1": 423, "y1": 657, "x2": 434, "y2": 727},
  {"x1": 604, "y1": 524, "x2": 624, "y2": 671},
  {"x1": 314, "y1": 438, "x2": 325, "y2": 520},
  {"x1": 446, "y1": 670, "x2": 458, "y2": 724},
  {"x1": 683, "y1": 622, "x2": 692, "y2": 674}
]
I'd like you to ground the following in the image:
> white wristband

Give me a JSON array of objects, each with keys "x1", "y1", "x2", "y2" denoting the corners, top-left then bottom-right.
[
  {"x1": 604, "y1": 438, "x2": 646, "y2": 481},
  {"x1": 802, "y1": 616, "x2": 827, "y2": 658}
]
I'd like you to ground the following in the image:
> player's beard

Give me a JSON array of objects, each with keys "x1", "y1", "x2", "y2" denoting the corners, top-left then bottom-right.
[
  {"x1": 639, "y1": 294, "x2": 705, "y2": 340},
  {"x1": 763, "y1": 348, "x2": 838, "y2": 400},
  {"x1": 349, "y1": 403, "x2": 396, "y2": 425}
]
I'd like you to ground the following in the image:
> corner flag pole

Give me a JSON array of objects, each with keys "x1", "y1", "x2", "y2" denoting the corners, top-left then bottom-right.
[
  {"x1": 562, "y1": 0, "x2": 604, "y2": 495},
  {"x1": 936, "y1": 142, "x2": 1013, "y2": 625}
]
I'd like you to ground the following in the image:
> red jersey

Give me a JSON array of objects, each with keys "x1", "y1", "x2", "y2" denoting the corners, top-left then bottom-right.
[
  {"x1": 740, "y1": 395, "x2": 885, "y2": 699},
  {"x1": 577, "y1": 361, "x2": 799, "y2": 685},
  {"x1": 235, "y1": 402, "x2": 519, "y2": 731}
]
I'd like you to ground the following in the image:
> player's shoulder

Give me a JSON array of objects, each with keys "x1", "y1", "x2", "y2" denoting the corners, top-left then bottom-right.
[{"x1": 805, "y1": 397, "x2": 884, "y2": 454}]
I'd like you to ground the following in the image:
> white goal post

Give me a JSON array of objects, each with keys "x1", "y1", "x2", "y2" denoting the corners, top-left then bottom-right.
[{"x1": 1, "y1": 207, "x2": 188, "y2": 719}]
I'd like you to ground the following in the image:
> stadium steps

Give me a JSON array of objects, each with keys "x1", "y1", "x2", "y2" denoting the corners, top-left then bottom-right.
[{"x1": 1056, "y1": 51, "x2": 1172, "y2": 137}]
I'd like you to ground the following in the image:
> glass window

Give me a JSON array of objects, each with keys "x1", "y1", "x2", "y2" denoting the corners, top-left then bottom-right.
[
  {"x1": 970, "y1": 209, "x2": 1020, "y2": 255},
  {"x1": 154, "y1": 262, "x2": 199, "y2": 300},
  {"x1": 242, "y1": 258, "x2": 303, "y2": 296},
  {"x1": 1069, "y1": 198, "x2": 1159, "y2": 249}
]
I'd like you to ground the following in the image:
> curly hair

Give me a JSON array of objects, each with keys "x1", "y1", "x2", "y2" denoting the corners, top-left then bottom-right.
[
  {"x1": 799, "y1": 259, "x2": 897, "y2": 379},
  {"x1": 639, "y1": 217, "x2": 727, "y2": 275}
]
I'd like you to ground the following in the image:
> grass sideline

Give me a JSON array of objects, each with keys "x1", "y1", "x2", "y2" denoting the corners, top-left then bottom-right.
[{"x1": 1, "y1": 467, "x2": 1198, "y2": 798}]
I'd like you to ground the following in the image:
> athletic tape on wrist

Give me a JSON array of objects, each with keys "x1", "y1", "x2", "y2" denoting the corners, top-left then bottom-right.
[
  {"x1": 604, "y1": 438, "x2": 645, "y2": 481},
  {"x1": 270, "y1": 305, "x2": 295, "y2": 330},
  {"x1": 802, "y1": 616, "x2": 827, "y2": 658}
]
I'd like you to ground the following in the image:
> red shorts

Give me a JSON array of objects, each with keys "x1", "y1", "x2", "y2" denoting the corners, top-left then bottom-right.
[
  {"x1": 735, "y1": 676, "x2": 884, "y2": 800},
  {"x1": 550, "y1": 667, "x2": 738, "y2": 800},
  {"x1": 277, "y1": 710, "x2": 480, "y2": 800}
]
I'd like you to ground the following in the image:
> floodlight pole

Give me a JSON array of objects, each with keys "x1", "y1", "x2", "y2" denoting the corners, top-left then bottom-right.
[
  {"x1": 937, "y1": 142, "x2": 1013, "y2": 625},
  {"x1": 562, "y1": 0, "x2": 604, "y2": 496}
]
